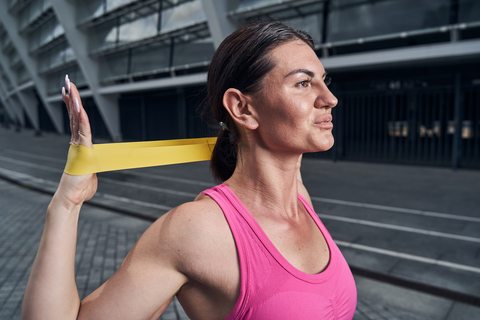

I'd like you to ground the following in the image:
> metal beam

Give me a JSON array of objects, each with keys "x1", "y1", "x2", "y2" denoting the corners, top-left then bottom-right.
[
  {"x1": 0, "y1": 43, "x2": 39, "y2": 131},
  {"x1": 0, "y1": 2, "x2": 64, "y2": 133},
  {"x1": 321, "y1": 39, "x2": 480, "y2": 72},
  {"x1": 0, "y1": 81, "x2": 18, "y2": 124},
  {"x1": 0, "y1": 66, "x2": 23, "y2": 126},
  {"x1": 20, "y1": 89, "x2": 40, "y2": 130},
  {"x1": 51, "y1": 0, "x2": 122, "y2": 141},
  {"x1": 99, "y1": 72, "x2": 208, "y2": 95},
  {"x1": 9, "y1": 95, "x2": 26, "y2": 129},
  {"x1": 452, "y1": 72, "x2": 462, "y2": 169},
  {"x1": 200, "y1": 0, "x2": 238, "y2": 49}
]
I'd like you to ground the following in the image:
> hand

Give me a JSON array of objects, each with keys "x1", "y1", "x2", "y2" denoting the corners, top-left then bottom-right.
[{"x1": 55, "y1": 75, "x2": 98, "y2": 209}]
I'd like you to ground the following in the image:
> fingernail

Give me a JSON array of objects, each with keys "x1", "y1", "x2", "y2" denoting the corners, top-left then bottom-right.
[
  {"x1": 74, "y1": 98, "x2": 80, "y2": 113},
  {"x1": 65, "y1": 74, "x2": 70, "y2": 95},
  {"x1": 61, "y1": 87, "x2": 65, "y2": 97}
]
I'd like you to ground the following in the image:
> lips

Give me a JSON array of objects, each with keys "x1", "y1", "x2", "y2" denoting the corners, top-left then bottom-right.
[{"x1": 314, "y1": 114, "x2": 333, "y2": 129}]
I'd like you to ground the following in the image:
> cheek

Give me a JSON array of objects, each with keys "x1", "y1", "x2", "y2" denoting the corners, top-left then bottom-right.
[{"x1": 268, "y1": 95, "x2": 309, "y2": 120}]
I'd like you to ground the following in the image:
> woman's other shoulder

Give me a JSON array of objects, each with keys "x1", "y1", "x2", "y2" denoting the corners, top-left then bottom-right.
[
  {"x1": 156, "y1": 192, "x2": 224, "y2": 235},
  {"x1": 147, "y1": 193, "x2": 234, "y2": 273}
]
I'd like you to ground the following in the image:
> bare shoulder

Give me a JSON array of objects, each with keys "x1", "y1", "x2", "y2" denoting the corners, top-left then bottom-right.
[
  {"x1": 148, "y1": 194, "x2": 234, "y2": 274},
  {"x1": 154, "y1": 194, "x2": 226, "y2": 240}
]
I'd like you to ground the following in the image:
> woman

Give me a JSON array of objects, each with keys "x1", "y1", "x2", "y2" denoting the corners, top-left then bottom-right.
[{"x1": 22, "y1": 19, "x2": 356, "y2": 320}]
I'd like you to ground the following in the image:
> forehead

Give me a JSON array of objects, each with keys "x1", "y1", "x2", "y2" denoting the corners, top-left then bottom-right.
[{"x1": 269, "y1": 40, "x2": 324, "y2": 75}]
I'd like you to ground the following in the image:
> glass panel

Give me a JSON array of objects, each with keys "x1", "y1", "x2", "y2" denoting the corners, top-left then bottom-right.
[
  {"x1": 41, "y1": 18, "x2": 54, "y2": 45},
  {"x1": 106, "y1": 0, "x2": 135, "y2": 12},
  {"x1": 459, "y1": 0, "x2": 480, "y2": 23},
  {"x1": 18, "y1": 4, "x2": 30, "y2": 30},
  {"x1": 16, "y1": 65, "x2": 30, "y2": 85},
  {"x1": 88, "y1": 19, "x2": 117, "y2": 51},
  {"x1": 172, "y1": 38, "x2": 214, "y2": 67},
  {"x1": 0, "y1": 36, "x2": 7, "y2": 51},
  {"x1": 42, "y1": 0, "x2": 50, "y2": 12},
  {"x1": 38, "y1": 43, "x2": 76, "y2": 71},
  {"x1": 3, "y1": 74, "x2": 13, "y2": 91},
  {"x1": 162, "y1": 0, "x2": 206, "y2": 32},
  {"x1": 77, "y1": 0, "x2": 104, "y2": 22},
  {"x1": 270, "y1": 9, "x2": 301, "y2": 20},
  {"x1": 38, "y1": 51, "x2": 50, "y2": 71},
  {"x1": 29, "y1": 17, "x2": 64, "y2": 51},
  {"x1": 50, "y1": 45, "x2": 65, "y2": 68},
  {"x1": 52, "y1": 20, "x2": 64, "y2": 38},
  {"x1": 65, "y1": 46, "x2": 76, "y2": 63},
  {"x1": 327, "y1": 0, "x2": 450, "y2": 42},
  {"x1": 47, "y1": 71, "x2": 61, "y2": 95},
  {"x1": 145, "y1": 93, "x2": 181, "y2": 140},
  {"x1": 119, "y1": 13, "x2": 158, "y2": 44},
  {"x1": 99, "y1": 51, "x2": 129, "y2": 79},
  {"x1": 285, "y1": 14, "x2": 322, "y2": 45},
  {"x1": 298, "y1": 3, "x2": 324, "y2": 15},
  {"x1": 9, "y1": 51, "x2": 21, "y2": 66},
  {"x1": 29, "y1": 24, "x2": 42, "y2": 50},
  {"x1": 237, "y1": 0, "x2": 279, "y2": 10},
  {"x1": 47, "y1": 65, "x2": 87, "y2": 95},
  {"x1": 29, "y1": 0, "x2": 43, "y2": 23},
  {"x1": 18, "y1": 0, "x2": 52, "y2": 30},
  {"x1": 130, "y1": 43, "x2": 170, "y2": 74}
]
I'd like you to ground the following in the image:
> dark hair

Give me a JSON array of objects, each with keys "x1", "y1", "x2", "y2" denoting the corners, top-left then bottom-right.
[{"x1": 206, "y1": 18, "x2": 314, "y2": 182}]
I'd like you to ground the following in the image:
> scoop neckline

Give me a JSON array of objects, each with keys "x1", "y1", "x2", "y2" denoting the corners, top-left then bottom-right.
[{"x1": 218, "y1": 184, "x2": 337, "y2": 284}]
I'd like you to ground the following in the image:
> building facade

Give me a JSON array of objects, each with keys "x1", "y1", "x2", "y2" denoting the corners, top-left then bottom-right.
[{"x1": 0, "y1": 0, "x2": 479, "y2": 168}]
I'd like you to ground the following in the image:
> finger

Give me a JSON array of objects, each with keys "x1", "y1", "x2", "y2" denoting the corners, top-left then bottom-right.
[
  {"x1": 67, "y1": 81, "x2": 93, "y2": 148},
  {"x1": 65, "y1": 74, "x2": 71, "y2": 96},
  {"x1": 76, "y1": 98, "x2": 94, "y2": 149},
  {"x1": 61, "y1": 87, "x2": 67, "y2": 103},
  {"x1": 62, "y1": 74, "x2": 79, "y2": 145}
]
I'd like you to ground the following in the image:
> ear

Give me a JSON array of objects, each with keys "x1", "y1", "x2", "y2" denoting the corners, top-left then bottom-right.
[{"x1": 223, "y1": 88, "x2": 258, "y2": 130}]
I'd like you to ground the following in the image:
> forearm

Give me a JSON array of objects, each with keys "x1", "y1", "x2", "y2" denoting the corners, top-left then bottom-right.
[{"x1": 22, "y1": 193, "x2": 82, "y2": 320}]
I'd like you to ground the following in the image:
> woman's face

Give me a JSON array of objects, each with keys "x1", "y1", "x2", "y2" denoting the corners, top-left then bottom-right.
[{"x1": 251, "y1": 40, "x2": 337, "y2": 154}]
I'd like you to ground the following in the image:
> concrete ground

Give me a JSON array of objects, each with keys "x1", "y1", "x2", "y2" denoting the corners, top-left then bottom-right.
[{"x1": 0, "y1": 126, "x2": 479, "y2": 319}]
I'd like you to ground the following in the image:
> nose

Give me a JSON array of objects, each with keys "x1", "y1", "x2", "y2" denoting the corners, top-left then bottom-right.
[{"x1": 315, "y1": 85, "x2": 338, "y2": 109}]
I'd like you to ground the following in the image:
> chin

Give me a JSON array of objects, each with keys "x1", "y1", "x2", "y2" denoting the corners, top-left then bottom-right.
[{"x1": 313, "y1": 134, "x2": 334, "y2": 152}]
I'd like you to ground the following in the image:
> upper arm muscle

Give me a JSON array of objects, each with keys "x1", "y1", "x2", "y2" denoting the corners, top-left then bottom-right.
[{"x1": 78, "y1": 212, "x2": 189, "y2": 320}]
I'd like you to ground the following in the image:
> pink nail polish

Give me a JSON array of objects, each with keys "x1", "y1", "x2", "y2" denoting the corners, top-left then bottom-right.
[
  {"x1": 65, "y1": 74, "x2": 70, "y2": 95},
  {"x1": 61, "y1": 87, "x2": 65, "y2": 97},
  {"x1": 74, "y1": 98, "x2": 80, "y2": 113}
]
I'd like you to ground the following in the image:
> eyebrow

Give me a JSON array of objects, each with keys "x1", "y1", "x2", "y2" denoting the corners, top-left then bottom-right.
[{"x1": 284, "y1": 69, "x2": 328, "y2": 79}]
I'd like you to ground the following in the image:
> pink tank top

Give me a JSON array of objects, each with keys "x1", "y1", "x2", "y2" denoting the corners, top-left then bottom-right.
[{"x1": 202, "y1": 184, "x2": 357, "y2": 320}]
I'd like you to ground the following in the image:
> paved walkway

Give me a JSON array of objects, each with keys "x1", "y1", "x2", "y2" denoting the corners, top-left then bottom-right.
[
  {"x1": 1, "y1": 126, "x2": 479, "y2": 319},
  {"x1": 0, "y1": 179, "x2": 189, "y2": 320}
]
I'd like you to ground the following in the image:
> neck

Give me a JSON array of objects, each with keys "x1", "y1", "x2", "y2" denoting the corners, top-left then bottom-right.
[{"x1": 225, "y1": 145, "x2": 301, "y2": 219}]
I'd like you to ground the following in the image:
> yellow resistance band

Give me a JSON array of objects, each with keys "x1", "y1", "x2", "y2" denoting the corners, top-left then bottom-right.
[{"x1": 64, "y1": 137, "x2": 217, "y2": 175}]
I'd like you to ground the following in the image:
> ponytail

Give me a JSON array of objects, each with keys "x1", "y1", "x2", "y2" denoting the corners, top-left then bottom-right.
[{"x1": 210, "y1": 124, "x2": 238, "y2": 182}]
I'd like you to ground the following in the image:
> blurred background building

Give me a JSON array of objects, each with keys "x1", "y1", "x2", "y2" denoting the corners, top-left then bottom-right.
[{"x1": 0, "y1": 0, "x2": 478, "y2": 169}]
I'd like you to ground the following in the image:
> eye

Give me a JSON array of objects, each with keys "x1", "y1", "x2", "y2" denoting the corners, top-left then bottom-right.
[
  {"x1": 324, "y1": 76, "x2": 332, "y2": 86},
  {"x1": 297, "y1": 80, "x2": 311, "y2": 87}
]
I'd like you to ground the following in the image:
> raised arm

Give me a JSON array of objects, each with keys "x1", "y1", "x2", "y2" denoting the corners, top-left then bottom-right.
[
  {"x1": 22, "y1": 76, "x2": 193, "y2": 320},
  {"x1": 22, "y1": 76, "x2": 98, "y2": 320}
]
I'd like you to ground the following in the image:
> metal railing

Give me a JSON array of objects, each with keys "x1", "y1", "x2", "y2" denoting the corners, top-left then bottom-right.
[{"x1": 309, "y1": 85, "x2": 480, "y2": 169}]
